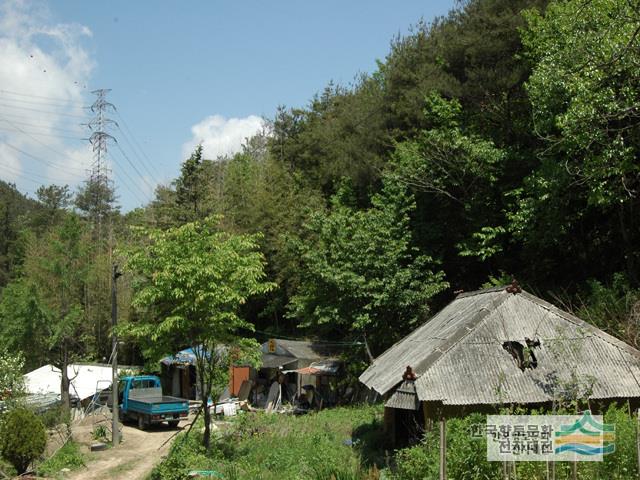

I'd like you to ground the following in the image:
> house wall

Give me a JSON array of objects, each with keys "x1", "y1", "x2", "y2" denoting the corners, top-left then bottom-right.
[{"x1": 229, "y1": 366, "x2": 251, "y2": 396}]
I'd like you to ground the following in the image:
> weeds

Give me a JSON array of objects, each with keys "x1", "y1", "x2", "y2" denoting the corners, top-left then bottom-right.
[{"x1": 37, "y1": 441, "x2": 85, "y2": 478}]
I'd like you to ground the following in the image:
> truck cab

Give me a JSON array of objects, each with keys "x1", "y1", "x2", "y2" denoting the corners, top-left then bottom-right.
[{"x1": 118, "y1": 375, "x2": 189, "y2": 429}]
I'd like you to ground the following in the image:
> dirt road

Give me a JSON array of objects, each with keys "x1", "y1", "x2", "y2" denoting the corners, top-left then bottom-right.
[{"x1": 67, "y1": 420, "x2": 186, "y2": 480}]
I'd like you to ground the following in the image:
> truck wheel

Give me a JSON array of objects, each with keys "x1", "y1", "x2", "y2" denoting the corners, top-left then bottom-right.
[
  {"x1": 168, "y1": 420, "x2": 179, "y2": 428},
  {"x1": 138, "y1": 414, "x2": 148, "y2": 430}
]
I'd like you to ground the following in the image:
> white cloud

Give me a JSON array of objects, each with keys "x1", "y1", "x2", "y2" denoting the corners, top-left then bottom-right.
[
  {"x1": 182, "y1": 114, "x2": 265, "y2": 160},
  {"x1": 0, "y1": 0, "x2": 94, "y2": 193}
]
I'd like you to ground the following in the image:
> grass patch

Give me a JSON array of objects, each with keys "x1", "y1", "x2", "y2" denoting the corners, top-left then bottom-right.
[
  {"x1": 150, "y1": 405, "x2": 386, "y2": 480},
  {"x1": 106, "y1": 459, "x2": 136, "y2": 478},
  {"x1": 37, "y1": 440, "x2": 86, "y2": 479}
]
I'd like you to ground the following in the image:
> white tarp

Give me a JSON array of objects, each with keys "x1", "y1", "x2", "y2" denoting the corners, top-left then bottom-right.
[{"x1": 24, "y1": 364, "x2": 116, "y2": 402}]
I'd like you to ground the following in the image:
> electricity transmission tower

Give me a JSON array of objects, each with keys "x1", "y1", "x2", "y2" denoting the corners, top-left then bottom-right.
[{"x1": 84, "y1": 89, "x2": 117, "y2": 242}]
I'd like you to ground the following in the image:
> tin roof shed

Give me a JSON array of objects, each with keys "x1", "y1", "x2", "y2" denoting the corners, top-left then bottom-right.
[{"x1": 360, "y1": 286, "x2": 640, "y2": 407}]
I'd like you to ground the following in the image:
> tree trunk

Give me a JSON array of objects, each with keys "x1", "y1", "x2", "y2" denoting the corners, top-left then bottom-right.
[
  {"x1": 197, "y1": 356, "x2": 212, "y2": 452},
  {"x1": 60, "y1": 346, "x2": 71, "y2": 410},
  {"x1": 203, "y1": 397, "x2": 211, "y2": 452},
  {"x1": 363, "y1": 332, "x2": 375, "y2": 364}
]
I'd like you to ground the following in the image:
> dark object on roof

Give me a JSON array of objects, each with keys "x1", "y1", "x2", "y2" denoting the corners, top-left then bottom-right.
[
  {"x1": 503, "y1": 338, "x2": 541, "y2": 371},
  {"x1": 402, "y1": 366, "x2": 417, "y2": 381},
  {"x1": 360, "y1": 286, "x2": 640, "y2": 406},
  {"x1": 506, "y1": 279, "x2": 522, "y2": 294}
]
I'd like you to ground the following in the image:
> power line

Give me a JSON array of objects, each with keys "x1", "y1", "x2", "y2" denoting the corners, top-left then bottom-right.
[
  {"x1": 0, "y1": 118, "x2": 85, "y2": 134},
  {"x1": 1, "y1": 141, "x2": 89, "y2": 174},
  {"x1": 0, "y1": 126, "x2": 85, "y2": 141},
  {"x1": 250, "y1": 328, "x2": 364, "y2": 346},
  {"x1": 0, "y1": 88, "x2": 88, "y2": 103},
  {"x1": 0, "y1": 110, "x2": 88, "y2": 128},
  {"x1": 107, "y1": 152, "x2": 149, "y2": 205},
  {"x1": 0, "y1": 117, "x2": 89, "y2": 167},
  {"x1": 114, "y1": 110, "x2": 162, "y2": 185},
  {"x1": 113, "y1": 142, "x2": 156, "y2": 193},
  {"x1": 0, "y1": 159, "x2": 83, "y2": 184},
  {"x1": 0, "y1": 102, "x2": 88, "y2": 119},
  {"x1": 0, "y1": 93, "x2": 87, "y2": 109},
  {"x1": 0, "y1": 166, "x2": 49, "y2": 186}
]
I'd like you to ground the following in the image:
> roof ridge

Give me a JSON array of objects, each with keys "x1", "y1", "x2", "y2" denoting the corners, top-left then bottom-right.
[{"x1": 455, "y1": 285, "x2": 506, "y2": 299}]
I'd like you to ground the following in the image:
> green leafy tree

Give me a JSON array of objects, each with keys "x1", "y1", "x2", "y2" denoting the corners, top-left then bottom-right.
[
  {"x1": 0, "y1": 281, "x2": 50, "y2": 371},
  {"x1": 0, "y1": 181, "x2": 39, "y2": 287},
  {"x1": 522, "y1": 0, "x2": 640, "y2": 283},
  {"x1": 74, "y1": 178, "x2": 118, "y2": 241},
  {"x1": 34, "y1": 184, "x2": 72, "y2": 231},
  {"x1": 523, "y1": 0, "x2": 640, "y2": 205},
  {"x1": 175, "y1": 145, "x2": 207, "y2": 222},
  {"x1": 390, "y1": 93, "x2": 505, "y2": 208},
  {"x1": 287, "y1": 179, "x2": 448, "y2": 357},
  {"x1": 23, "y1": 215, "x2": 90, "y2": 409},
  {"x1": 122, "y1": 216, "x2": 274, "y2": 450},
  {"x1": 388, "y1": 93, "x2": 507, "y2": 285}
]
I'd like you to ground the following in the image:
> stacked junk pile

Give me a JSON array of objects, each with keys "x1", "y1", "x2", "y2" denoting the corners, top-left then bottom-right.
[{"x1": 162, "y1": 339, "x2": 352, "y2": 416}]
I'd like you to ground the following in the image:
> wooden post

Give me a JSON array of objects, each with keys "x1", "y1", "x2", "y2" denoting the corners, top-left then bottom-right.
[
  {"x1": 637, "y1": 408, "x2": 640, "y2": 477},
  {"x1": 111, "y1": 264, "x2": 121, "y2": 445},
  {"x1": 439, "y1": 416, "x2": 446, "y2": 480},
  {"x1": 572, "y1": 460, "x2": 577, "y2": 480}
]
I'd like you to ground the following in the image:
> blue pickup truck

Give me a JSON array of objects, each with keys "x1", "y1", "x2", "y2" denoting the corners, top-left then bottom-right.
[{"x1": 117, "y1": 375, "x2": 189, "y2": 429}]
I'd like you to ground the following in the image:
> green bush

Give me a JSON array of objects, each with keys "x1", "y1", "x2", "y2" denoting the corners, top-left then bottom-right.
[
  {"x1": 151, "y1": 405, "x2": 384, "y2": 480},
  {"x1": 393, "y1": 405, "x2": 639, "y2": 480},
  {"x1": 393, "y1": 413, "x2": 501, "y2": 480},
  {"x1": 37, "y1": 441, "x2": 85, "y2": 478},
  {"x1": 0, "y1": 407, "x2": 46, "y2": 473},
  {"x1": 150, "y1": 404, "x2": 640, "y2": 480},
  {"x1": 577, "y1": 273, "x2": 640, "y2": 347},
  {"x1": 92, "y1": 424, "x2": 109, "y2": 441}
]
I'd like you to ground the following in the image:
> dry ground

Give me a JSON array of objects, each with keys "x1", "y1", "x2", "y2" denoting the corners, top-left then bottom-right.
[{"x1": 65, "y1": 415, "x2": 188, "y2": 480}]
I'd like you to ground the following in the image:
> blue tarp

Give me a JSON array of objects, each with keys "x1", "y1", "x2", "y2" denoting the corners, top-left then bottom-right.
[
  {"x1": 160, "y1": 345, "x2": 224, "y2": 366},
  {"x1": 160, "y1": 347, "x2": 199, "y2": 366}
]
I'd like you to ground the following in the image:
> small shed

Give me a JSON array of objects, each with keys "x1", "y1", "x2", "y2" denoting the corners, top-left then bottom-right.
[
  {"x1": 160, "y1": 346, "x2": 209, "y2": 400},
  {"x1": 231, "y1": 339, "x2": 344, "y2": 406},
  {"x1": 359, "y1": 285, "x2": 640, "y2": 446},
  {"x1": 24, "y1": 363, "x2": 138, "y2": 409}
]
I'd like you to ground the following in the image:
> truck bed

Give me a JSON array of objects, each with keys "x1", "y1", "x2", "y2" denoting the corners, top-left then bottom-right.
[
  {"x1": 131, "y1": 395, "x2": 185, "y2": 405},
  {"x1": 126, "y1": 387, "x2": 189, "y2": 416}
]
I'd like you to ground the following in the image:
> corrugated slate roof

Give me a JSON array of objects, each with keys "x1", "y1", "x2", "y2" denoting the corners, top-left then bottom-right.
[
  {"x1": 359, "y1": 287, "x2": 508, "y2": 395},
  {"x1": 261, "y1": 339, "x2": 343, "y2": 361},
  {"x1": 360, "y1": 288, "x2": 640, "y2": 406},
  {"x1": 386, "y1": 380, "x2": 420, "y2": 411}
]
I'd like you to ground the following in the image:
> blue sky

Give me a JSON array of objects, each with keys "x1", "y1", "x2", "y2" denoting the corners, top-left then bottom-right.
[{"x1": 0, "y1": 0, "x2": 455, "y2": 210}]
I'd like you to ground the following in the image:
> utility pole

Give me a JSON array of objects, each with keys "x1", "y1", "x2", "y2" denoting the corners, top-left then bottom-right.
[{"x1": 111, "y1": 264, "x2": 122, "y2": 445}]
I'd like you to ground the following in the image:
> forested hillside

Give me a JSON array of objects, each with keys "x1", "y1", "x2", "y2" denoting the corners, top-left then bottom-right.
[{"x1": 1, "y1": 0, "x2": 639, "y2": 369}]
